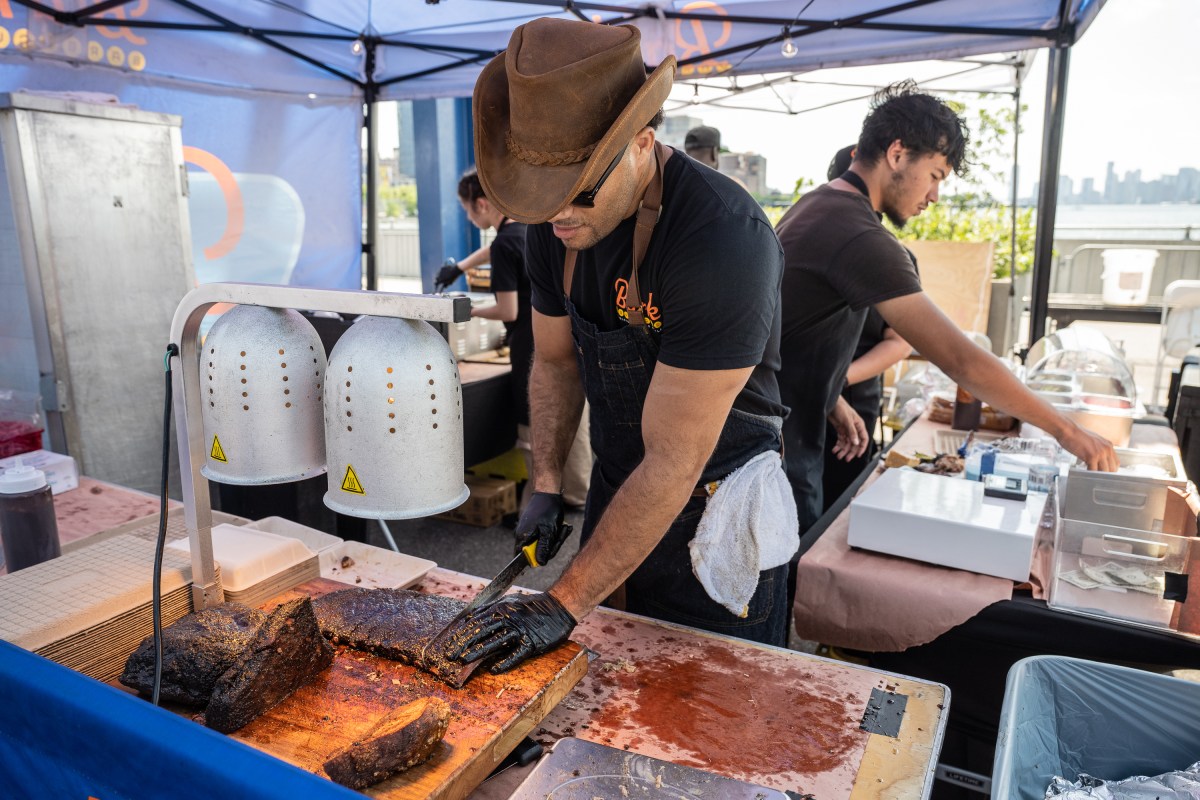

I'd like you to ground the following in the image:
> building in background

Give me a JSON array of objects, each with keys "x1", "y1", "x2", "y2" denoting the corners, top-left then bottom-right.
[
  {"x1": 659, "y1": 114, "x2": 703, "y2": 149},
  {"x1": 719, "y1": 151, "x2": 767, "y2": 196}
]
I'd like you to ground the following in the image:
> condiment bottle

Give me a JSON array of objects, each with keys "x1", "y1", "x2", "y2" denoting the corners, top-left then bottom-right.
[
  {"x1": 0, "y1": 459, "x2": 62, "y2": 573},
  {"x1": 951, "y1": 385, "x2": 983, "y2": 431}
]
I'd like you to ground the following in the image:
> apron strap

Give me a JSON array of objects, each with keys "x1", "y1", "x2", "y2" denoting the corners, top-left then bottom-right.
[{"x1": 563, "y1": 141, "x2": 673, "y2": 324}]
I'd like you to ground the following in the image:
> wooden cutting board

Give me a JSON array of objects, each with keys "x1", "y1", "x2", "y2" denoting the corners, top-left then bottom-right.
[{"x1": 232, "y1": 578, "x2": 588, "y2": 800}]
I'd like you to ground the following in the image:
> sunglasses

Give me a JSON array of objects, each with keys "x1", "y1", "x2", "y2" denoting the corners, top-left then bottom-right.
[{"x1": 571, "y1": 143, "x2": 629, "y2": 208}]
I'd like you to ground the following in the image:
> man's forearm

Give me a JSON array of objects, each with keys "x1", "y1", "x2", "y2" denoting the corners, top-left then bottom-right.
[
  {"x1": 846, "y1": 337, "x2": 911, "y2": 386},
  {"x1": 528, "y1": 356, "x2": 586, "y2": 493},
  {"x1": 953, "y1": 352, "x2": 1072, "y2": 439},
  {"x1": 549, "y1": 453, "x2": 697, "y2": 620}
]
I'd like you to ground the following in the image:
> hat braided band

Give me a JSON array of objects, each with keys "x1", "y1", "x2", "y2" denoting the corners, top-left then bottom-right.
[{"x1": 505, "y1": 130, "x2": 598, "y2": 166}]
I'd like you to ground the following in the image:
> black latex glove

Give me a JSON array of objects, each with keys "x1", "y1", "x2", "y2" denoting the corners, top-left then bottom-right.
[
  {"x1": 514, "y1": 491, "x2": 569, "y2": 566},
  {"x1": 445, "y1": 592, "x2": 577, "y2": 674},
  {"x1": 433, "y1": 263, "x2": 462, "y2": 291}
]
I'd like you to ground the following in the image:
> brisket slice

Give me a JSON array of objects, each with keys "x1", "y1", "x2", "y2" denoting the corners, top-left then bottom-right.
[
  {"x1": 119, "y1": 603, "x2": 266, "y2": 706},
  {"x1": 203, "y1": 597, "x2": 335, "y2": 733},
  {"x1": 312, "y1": 588, "x2": 481, "y2": 688},
  {"x1": 323, "y1": 697, "x2": 452, "y2": 789}
]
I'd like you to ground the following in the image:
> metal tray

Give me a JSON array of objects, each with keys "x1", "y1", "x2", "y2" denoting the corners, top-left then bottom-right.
[
  {"x1": 509, "y1": 737, "x2": 790, "y2": 800},
  {"x1": 1115, "y1": 447, "x2": 1187, "y2": 481}
]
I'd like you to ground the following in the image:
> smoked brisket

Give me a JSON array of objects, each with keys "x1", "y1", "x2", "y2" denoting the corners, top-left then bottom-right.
[
  {"x1": 322, "y1": 697, "x2": 452, "y2": 789},
  {"x1": 312, "y1": 588, "x2": 481, "y2": 688},
  {"x1": 203, "y1": 597, "x2": 335, "y2": 733},
  {"x1": 119, "y1": 603, "x2": 267, "y2": 705}
]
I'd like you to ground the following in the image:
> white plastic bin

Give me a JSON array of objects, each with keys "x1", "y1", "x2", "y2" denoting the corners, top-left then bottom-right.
[{"x1": 1100, "y1": 249, "x2": 1157, "y2": 306}]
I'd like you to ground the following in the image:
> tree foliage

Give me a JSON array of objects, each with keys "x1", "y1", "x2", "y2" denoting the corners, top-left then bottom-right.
[{"x1": 378, "y1": 184, "x2": 418, "y2": 218}]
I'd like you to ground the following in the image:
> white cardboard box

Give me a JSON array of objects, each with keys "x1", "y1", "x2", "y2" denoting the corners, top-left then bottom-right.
[
  {"x1": 848, "y1": 468, "x2": 1047, "y2": 581},
  {"x1": 0, "y1": 449, "x2": 78, "y2": 495}
]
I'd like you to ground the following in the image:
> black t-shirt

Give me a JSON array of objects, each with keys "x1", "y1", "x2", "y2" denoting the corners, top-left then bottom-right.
[
  {"x1": 489, "y1": 219, "x2": 533, "y2": 424},
  {"x1": 528, "y1": 149, "x2": 785, "y2": 419},
  {"x1": 489, "y1": 220, "x2": 531, "y2": 343},
  {"x1": 775, "y1": 184, "x2": 922, "y2": 526}
]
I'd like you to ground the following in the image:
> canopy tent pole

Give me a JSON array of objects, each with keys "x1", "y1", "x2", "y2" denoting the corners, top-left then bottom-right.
[
  {"x1": 1008, "y1": 81, "x2": 1021, "y2": 352},
  {"x1": 414, "y1": 98, "x2": 478, "y2": 292},
  {"x1": 364, "y1": 39, "x2": 378, "y2": 291},
  {"x1": 1028, "y1": 44, "x2": 1071, "y2": 349}
]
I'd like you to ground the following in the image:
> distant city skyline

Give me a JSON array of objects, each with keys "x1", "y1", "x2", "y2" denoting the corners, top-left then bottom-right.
[{"x1": 1033, "y1": 164, "x2": 1200, "y2": 206}]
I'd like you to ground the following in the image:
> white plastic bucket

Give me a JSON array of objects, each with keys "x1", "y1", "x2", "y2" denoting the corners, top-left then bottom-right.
[{"x1": 1100, "y1": 249, "x2": 1157, "y2": 306}]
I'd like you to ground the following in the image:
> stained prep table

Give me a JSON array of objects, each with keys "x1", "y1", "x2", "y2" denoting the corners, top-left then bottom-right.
[
  {"x1": 0, "y1": 476, "x2": 951, "y2": 799},
  {"x1": 794, "y1": 413, "x2": 1200, "y2": 795}
]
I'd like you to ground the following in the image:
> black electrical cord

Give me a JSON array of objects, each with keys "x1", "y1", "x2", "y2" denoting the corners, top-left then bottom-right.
[{"x1": 152, "y1": 343, "x2": 179, "y2": 706}]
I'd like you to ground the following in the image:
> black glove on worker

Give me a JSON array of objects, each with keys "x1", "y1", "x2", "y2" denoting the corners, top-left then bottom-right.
[
  {"x1": 433, "y1": 263, "x2": 462, "y2": 292},
  {"x1": 515, "y1": 492, "x2": 570, "y2": 566},
  {"x1": 445, "y1": 592, "x2": 577, "y2": 674}
]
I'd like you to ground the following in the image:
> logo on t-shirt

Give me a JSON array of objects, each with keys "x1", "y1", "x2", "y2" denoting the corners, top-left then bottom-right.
[{"x1": 614, "y1": 278, "x2": 662, "y2": 329}]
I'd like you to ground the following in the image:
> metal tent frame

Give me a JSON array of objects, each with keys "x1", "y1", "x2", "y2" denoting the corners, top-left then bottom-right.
[{"x1": 8, "y1": 0, "x2": 1103, "y2": 338}]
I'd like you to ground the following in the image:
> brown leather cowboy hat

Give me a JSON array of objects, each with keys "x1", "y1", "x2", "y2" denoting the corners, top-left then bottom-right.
[{"x1": 473, "y1": 18, "x2": 676, "y2": 224}]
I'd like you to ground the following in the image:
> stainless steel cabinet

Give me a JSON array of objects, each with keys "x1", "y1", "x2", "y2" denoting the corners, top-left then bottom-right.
[{"x1": 0, "y1": 92, "x2": 194, "y2": 493}]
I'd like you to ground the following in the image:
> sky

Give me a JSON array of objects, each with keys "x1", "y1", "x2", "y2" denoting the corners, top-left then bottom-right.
[
  {"x1": 377, "y1": 0, "x2": 1199, "y2": 199},
  {"x1": 675, "y1": 0, "x2": 1200, "y2": 196}
]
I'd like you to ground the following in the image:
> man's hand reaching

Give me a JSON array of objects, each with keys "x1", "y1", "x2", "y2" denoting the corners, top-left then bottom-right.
[{"x1": 828, "y1": 395, "x2": 869, "y2": 461}]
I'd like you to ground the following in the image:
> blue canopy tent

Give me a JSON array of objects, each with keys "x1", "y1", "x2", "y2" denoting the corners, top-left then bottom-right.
[{"x1": 1, "y1": 0, "x2": 1103, "y2": 337}]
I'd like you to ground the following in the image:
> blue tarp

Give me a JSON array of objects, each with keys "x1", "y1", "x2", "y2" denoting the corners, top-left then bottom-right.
[{"x1": 0, "y1": 641, "x2": 362, "y2": 799}]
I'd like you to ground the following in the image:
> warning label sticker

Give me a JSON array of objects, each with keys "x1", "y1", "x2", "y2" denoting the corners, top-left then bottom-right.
[
  {"x1": 210, "y1": 435, "x2": 227, "y2": 463},
  {"x1": 340, "y1": 464, "x2": 365, "y2": 495}
]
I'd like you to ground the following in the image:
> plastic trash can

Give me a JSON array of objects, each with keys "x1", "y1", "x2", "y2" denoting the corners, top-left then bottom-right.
[
  {"x1": 991, "y1": 656, "x2": 1200, "y2": 799},
  {"x1": 1100, "y1": 248, "x2": 1157, "y2": 305}
]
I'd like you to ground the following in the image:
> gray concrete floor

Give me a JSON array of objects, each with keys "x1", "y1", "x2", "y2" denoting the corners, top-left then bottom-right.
[{"x1": 372, "y1": 510, "x2": 816, "y2": 652}]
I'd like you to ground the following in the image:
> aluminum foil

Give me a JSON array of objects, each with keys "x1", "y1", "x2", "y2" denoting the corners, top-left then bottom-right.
[{"x1": 1046, "y1": 760, "x2": 1200, "y2": 799}]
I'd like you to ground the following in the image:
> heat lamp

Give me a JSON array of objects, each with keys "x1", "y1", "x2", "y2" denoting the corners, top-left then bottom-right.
[{"x1": 169, "y1": 283, "x2": 472, "y2": 610}]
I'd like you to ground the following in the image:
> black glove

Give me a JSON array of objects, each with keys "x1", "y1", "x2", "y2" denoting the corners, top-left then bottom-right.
[
  {"x1": 445, "y1": 592, "x2": 577, "y2": 674},
  {"x1": 433, "y1": 263, "x2": 462, "y2": 291},
  {"x1": 514, "y1": 492, "x2": 569, "y2": 566}
]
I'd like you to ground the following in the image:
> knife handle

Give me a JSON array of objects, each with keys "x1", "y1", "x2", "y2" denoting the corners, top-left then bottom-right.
[{"x1": 521, "y1": 541, "x2": 540, "y2": 568}]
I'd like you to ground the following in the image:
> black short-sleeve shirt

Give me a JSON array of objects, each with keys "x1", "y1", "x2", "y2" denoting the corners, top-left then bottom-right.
[
  {"x1": 488, "y1": 219, "x2": 531, "y2": 343},
  {"x1": 488, "y1": 219, "x2": 533, "y2": 425},
  {"x1": 527, "y1": 150, "x2": 786, "y2": 419},
  {"x1": 775, "y1": 184, "x2": 922, "y2": 527}
]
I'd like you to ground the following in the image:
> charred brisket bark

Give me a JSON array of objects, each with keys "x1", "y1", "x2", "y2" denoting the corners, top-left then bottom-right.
[
  {"x1": 312, "y1": 588, "x2": 481, "y2": 688},
  {"x1": 119, "y1": 603, "x2": 266, "y2": 705},
  {"x1": 203, "y1": 597, "x2": 335, "y2": 733},
  {"x1": 322, "y1": 697, "x2": 452, "y2": 789}
]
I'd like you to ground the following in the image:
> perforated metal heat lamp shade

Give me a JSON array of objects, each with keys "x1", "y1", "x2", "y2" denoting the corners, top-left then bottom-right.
[{"x1": 169, "y1": 283, "x2": 470, "y2": 611}]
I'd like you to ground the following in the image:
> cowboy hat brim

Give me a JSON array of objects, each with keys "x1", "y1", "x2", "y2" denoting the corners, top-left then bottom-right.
[{"x1": 474, "y1": 51, "x2": 676, "y2": 225}]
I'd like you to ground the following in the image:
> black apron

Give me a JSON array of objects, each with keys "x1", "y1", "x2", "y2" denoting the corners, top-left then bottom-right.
[{"x1": 563, "y1": 142, "x2": 788, "y2": 645}]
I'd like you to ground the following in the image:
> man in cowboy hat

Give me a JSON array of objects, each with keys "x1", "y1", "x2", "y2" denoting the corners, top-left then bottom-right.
[{"x1": 443, "y1": 17, "x2": 793, "y2": 675}]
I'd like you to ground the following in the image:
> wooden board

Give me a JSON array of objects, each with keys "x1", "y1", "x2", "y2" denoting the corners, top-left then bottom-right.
[
  {"x1": 232, "y1": 579, "x2": 588, "y2": 800},
  {"x1": 905, "y1": 240, "x2": 995, "y2": 335}
]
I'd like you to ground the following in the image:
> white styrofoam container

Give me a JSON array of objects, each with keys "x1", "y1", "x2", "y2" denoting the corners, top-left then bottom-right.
[
  {"x1": 321, "y1": 541, "x2": 436, "y2": 590},
  {"x1": 244, "y1": 516, "x2": 343, "y2": 559},
  {"x1": 167, "y1": 523, "x2": 314, "y2": 591},
  {"x1": 0, "y1": 449, "x2": 78, "y2": 495},
  {"x1": 848, "y1": 468, "x2": 1047, "y2": 581},
  {"x1": 243, "y1": 516, "x2": 436, "y2": 589}
]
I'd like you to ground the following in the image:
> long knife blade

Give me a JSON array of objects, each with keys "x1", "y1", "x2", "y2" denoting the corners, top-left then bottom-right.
[
  {"x1": 420, "y1": 551, "x2": 531, "y2": 662},
  {"x1": 421, "y1": 521, "x2": 571, "y2": 663},
  {"x1": 460, "y1": 550, "x2": 531, "y2": 616}
]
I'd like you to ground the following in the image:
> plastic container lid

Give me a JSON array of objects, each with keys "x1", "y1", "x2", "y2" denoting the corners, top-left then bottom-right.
[
  {"x1": 0, "y1": 459, "x2": 48, "y2": 493},
  {"x1": 167, "y1": 524, "x2": 314, "y2": 591}
]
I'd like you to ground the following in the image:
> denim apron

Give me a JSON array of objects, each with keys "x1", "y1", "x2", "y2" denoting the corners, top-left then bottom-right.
[{"x1": 563, "y1": 143, "x2": 788, "y2": 646}]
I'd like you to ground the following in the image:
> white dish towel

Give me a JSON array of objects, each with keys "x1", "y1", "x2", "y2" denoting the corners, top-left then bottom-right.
[{"x1": 689, "y1": 450, "x2": 799, "y2": 617}]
